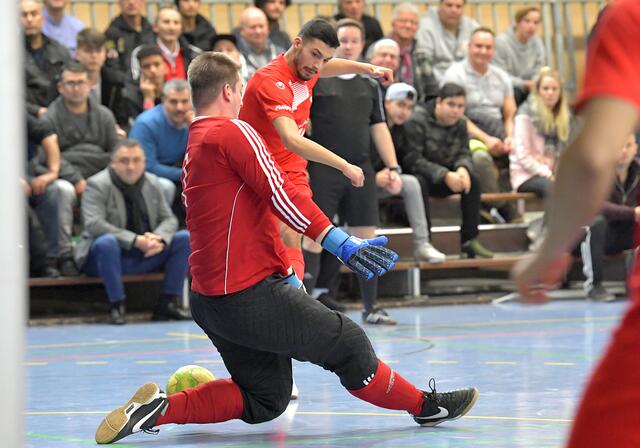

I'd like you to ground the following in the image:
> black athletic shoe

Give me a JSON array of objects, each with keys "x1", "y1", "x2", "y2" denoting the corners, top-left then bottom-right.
[
  {"x1": 95, "y1": 383, "x2": 168, "y2": 444},
  {"x1": 411, "y1": 378, "x2": 479, "y2": 427}
]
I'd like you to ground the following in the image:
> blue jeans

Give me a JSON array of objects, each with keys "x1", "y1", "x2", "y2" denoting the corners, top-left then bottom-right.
[{"x1": 82, "y1": 230, "x2": 190, "y2": 303}]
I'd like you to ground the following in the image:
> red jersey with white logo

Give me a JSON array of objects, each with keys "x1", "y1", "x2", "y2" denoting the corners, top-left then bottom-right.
[
  {"x1": 182, "y1": 116, "x2": 331, "y2": 296},
  {"x1": 239, "y1": 54, "x2": 320, "y2": 174}
]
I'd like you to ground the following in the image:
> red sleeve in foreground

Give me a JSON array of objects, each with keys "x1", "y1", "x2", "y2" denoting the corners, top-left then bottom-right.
[
  {"x1": 577, "y1": 0, "x2": 640, "y2": 111},
  {"x1": 224, "y1": 119, "x2": 331, "y2": 240}
]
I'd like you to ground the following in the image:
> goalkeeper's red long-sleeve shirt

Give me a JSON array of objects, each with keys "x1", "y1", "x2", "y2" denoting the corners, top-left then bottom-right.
[{"x1": 182, "y1": 116, "x2": 331, "y2": 296}]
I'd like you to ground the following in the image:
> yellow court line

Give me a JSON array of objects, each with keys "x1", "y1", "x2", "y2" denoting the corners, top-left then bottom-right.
[
  {"x1": 166, "y1": 332, "x2": 209, "y2": 340},
  {"x1": 544, "y1": 362, "x2": 576, "y2": 366},
  {"x1": 24, "y1": 409, "x2": 572, "y2": 423},
  {"x1": 485, "y1": 361, "x2": 518, "y2": 365},
  {"x1": 76, "y1": 361, "x2": 108, "y2": 365},
  {"x1": 135, "y1": 360, "x2": 167, "y2": 365},
  {"x1": 427, "y1": 360, "x2": 459, "y2": 364},
  {"x1": 425, "y1": 315, "x2": 618, "y2": 329},
  {"x1": 28, "y1": 337, "x2": 188, "y2": 350},
  {"x1": 25, "y1": 362, "x2": 48, "y2": 366}
]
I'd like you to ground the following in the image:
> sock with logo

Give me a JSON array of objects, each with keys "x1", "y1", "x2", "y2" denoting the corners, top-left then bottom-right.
[
  {"x1": 286, "y1": 247, "x2": 305, "y2": 284},
  {"x1": 348, "y1": 359, "x2": 424, "y2": 415},
  {"x1": 156, "y1": 378, "x2": 244, "y2": 425}
]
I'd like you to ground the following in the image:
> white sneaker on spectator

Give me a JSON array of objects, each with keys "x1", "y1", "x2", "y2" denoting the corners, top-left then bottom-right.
[
  {"x1": 414, "y1": 243, "x2": 446, "y2": 263},
  {"x1": 291, "y1": 379, "x2": 299, "y2": 400}
]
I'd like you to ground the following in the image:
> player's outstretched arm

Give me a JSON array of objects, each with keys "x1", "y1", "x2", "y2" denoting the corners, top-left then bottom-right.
[
  {"x1": 320, "y1": 227, "x2": 398, "y2": 280},
  {"x1": 320, "y1": 58, "x2": 394, "y2": 85},
  {"x1": 272, "y1": 116, "x2": 364, "y2": 187}
]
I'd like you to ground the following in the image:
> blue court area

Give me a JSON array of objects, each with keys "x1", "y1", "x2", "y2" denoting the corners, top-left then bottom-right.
[{"x1": 26, "y1": 299, "x2": 627, "y2": 447}]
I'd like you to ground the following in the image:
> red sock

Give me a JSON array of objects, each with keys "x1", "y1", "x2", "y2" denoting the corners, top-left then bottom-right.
[
  {"x1": 348, "y1": 359, "x2": 424, "y2": 415},
  {"x1": 286, "y1": 247, "x2": 305, "y2": 281},
  {"x1": 156, "y1": 378, "x2": 244, "y2": 425}
]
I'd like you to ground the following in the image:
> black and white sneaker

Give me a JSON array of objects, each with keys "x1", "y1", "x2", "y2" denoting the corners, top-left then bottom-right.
[
  {"x1": 411, "y1": 379, "x2": 479, "y2": 427},
  {"x1": 95, "y1": 383, "x2": 168, "y2": 444}
]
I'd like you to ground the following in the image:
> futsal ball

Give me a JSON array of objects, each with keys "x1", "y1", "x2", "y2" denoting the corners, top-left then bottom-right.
[{"x1": 166, "y1": 365, "x2": 216, "y2": 395}]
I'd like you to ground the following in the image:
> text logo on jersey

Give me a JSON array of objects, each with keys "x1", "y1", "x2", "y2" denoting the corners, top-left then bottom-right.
[{"x1": 275, "y1": 81, "x2": 286, "y2": 90}]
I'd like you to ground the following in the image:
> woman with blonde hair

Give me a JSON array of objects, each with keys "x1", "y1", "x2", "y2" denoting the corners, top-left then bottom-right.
[{"x1": 510, "y1": 67, "x2": 571, "y2": 200}]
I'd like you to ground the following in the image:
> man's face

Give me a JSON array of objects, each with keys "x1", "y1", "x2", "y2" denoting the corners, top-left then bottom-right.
[
  {"x1": 76, "y1": 46, "x2": 107, "y2": 72},
  {"x1": 468, "y1": 31, "x2": 494, "y2": 69},
  {"x1": 340, "y1": 0, "x2": 364, "y2": 20},
  {"x1": 177, "y1": 0, "x2": 199, "y2": 18},
  {"x1": 435, "y1": 95, "x2": 465, "y2": 126},
  {"x1": 58, "y1": 71, "x2": 90, "y2": 105},
  {"x1": 619, "y1": 134, "x2": 638, "y2": 166},
  {"x1": 385, "y1": 98, "x2": 415, "y2": 126},
  {"x1": 119, "y1": 0, "x2": 145, "y2": 18},
  {"x1": 111, "y1": 146, "x2": 146, "y2": 185},
  {"x1": 262, "y1": 0, "x2": 286, "y2": 22},
  {"x1": 370, "y1": 45, "x2": 400, "y2": 72},
  {"x1": 213, "y1": 40, "x2": 241, "y2": 63},
  {"x1": 292, "y1": 37, "x2": 334, "y2": 80},
  {"x1": 140, "y1": 55, "x2": 166, "y2": 83},
  {"x1": 240, "y1": 11, "x2": 269, "y2": 49},
  {"x1": 438, "y1": 0, "x2": 465, "y2": 29},
  {"x1": 537, "y1": 76, "x2": 561, "y2": 109},
  {"x1": 155, "y1": 9, "x2": 182, "y2": 45},
  {"x1": 515, "y1": 10, "x2": 541, "y2": 40},
  {"x1": 391, "y1": 11, "x2": 419, "y2": 41},
  {"x1": 21, "y1": 0, "x2": 43, "y2": 37},
  {"x1": 162, "y1": 88, "x2": 192, "y2": 127},
  {"x1": 335, "y1": 25, "x2": 364, "y2": 61},
  {"x1": 230, "y1": 77, "x2": 244, "y2": 118},
  {"x1": 44, "y1": 0, "x2": 68, "y2": 11}
]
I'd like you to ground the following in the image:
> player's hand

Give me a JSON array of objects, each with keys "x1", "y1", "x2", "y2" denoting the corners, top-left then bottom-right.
[
  {"x1": 485, "y1": 136, "x2": 505, "y2": 156},
  {"x1": 456, "y1": 167, "x2": 471, "y2": 193},
  {"x1": 386, "y1": 170, "x2": 402, "y2": 195},
  {"x1": 511, "y1": 252, "x2": 572, "y2": 303},
  {"x1": 342, "y1": 163, "x2": 365, "y2": 187},
  {"x1": 140, "y1": 75, "x2": 157, "y2": 100},
  {"x1": 321, "y1": 227, "x2": 398, "y2": 280},
  {"x1": 368, "y1": 64, "x2": 394, "y2": 86},
  {"x1": 75, "y1": 179, "x2": 86, "y2": 195},
  {"x1": 503, "y1": 136, "x2": 514, "y2": 153},
  {"x1": 444, "y1": 172, "x2": 464, "y2": 193},
  {"x1": 31, "y1": 173, "x2": 55, "y2": 195}
]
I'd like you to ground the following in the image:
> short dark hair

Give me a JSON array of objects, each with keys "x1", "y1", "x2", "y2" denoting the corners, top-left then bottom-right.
[
  {"x1": 438, "y1": 83, "x2": 466, "y2": 100},
  {"x1": 111, "y1": 138, "x2": 143, "y2": 158},
  {"x1": 136, "y1": 45, "x2": 163, "y2": 63},
  {"x1": 335, "y1": 18, "x2": 365, "y2": 40},
  {"x1": 298, "y1": 19, "x2": 340, "y2": 48},
  {"x1": 515, "y1": 6, "x2": 540, "y2": 23},
  {"x1": 61, "y1": 62, "x2": 88, "y2": 76},
  {"x1": 188, "y1": 52, "x2": 240, "y2": 109},
  {"x1": 76, "y1": 28, "x2": 106, "y2": 51},
  {"x1": 254, "y1": 0, "x2": 291, "y2": 9},
  {"x1": 470, "y1": 26, "x2": 495, "y2": 39}
]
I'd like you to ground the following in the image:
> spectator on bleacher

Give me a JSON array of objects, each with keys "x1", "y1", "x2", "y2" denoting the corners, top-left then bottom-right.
[
  {"x1": 378, "y1": 83, "x2": 446, "y2": 262},
  {"x1": 494, "y1": 6, "x2": 546, "y2": 106},
  {"x1": 45, "y1": 63, "x2": 119, "y2": 180},
  {"x1": 175, "y1": 0, "x2": 216, "y2": 51},
  {"x1": 122, "y1": 45, "x2": 166, "y2": 127},
  {"x1": 510, "y1": 67, "x2": 571, "y2": 201},
  {"x1": 417, "y1": 0, "x2": 479, "y2": 82},
  {"x1": 129, "y1": 80, "x2": 191, "y2": 206},
  {"x1": 26, "y1": 114, "x2": 79, "y2": 277},
  {"x1": 75, "y1": 139, "x2": 191, "y2": 324},
  {"x1": 131, "y1": 5, "x2": 202, "y2": 81},
  {"x1": 22, "y1": 0, "x2": 72, "y2": 118},
  {"x1": 389, "y1": 3, "x2": 439, "y2": 103},
  {"x1": 41, "y1": 0, "x2": 84, "y2": 57},
  {"x1": 212, "y1": 34, "x2": 250, "y2": 82},
  {"x1": 104, "y1": 0, "x2": 155, "y2": 77},
  {"x1": 236, "y1": 7, "x2": 285, "y2": 79},
  {"x1": 574, "y1": 134, "x2": 640, "y2": 302},
  {"x1": 334, "y1": 0, "x2": 383, "y2": 54},
  {"x1": 403, "y1": 83, "x2": 493, "y2": 259},
  {"x1": 254, "y1": 0, "x2": 292, "y2": 49},
  {"x1": 306, "y1": 19, "x2": 400, "y2": 324},
  {"x1": 368, "y1": 39, "x2": 399, "y2": 96},
  {"x1": 75, "y1": 28, "x2": 127, "y2": 129},
  {"x1": 442, "y1": 27, "x2": 517, "y2": 222}
]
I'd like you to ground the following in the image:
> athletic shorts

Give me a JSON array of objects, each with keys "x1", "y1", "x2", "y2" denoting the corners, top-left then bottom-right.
[
  {"x1": 308, "y1": 161, "x2": 379, "y2": 227},
  {"x1": 283, "y1": 168, "x2": 312, "y2": 198}
]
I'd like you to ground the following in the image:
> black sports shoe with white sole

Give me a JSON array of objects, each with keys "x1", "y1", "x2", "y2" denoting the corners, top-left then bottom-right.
[
  {"x1": 95, "y1": 383, "x2": 168, "y2": 444},
  {"x1": 411, "y1": 378, "x2": 479, "y2": 427}
]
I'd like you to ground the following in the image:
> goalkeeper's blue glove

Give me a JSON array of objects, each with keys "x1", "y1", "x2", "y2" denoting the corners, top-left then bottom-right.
[{"x1": 321, "y1": 227, "x2": 398, "y2": 280}]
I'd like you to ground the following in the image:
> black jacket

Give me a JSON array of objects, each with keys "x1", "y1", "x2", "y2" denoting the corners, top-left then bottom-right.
[
  {"x1": 401, "y1": 40, "x2": 439, "y2": 103},
  {"x1": 403, "y1": 100, "x2": 473, "y2": 183},
  {"x1": 105, "y1": 15, "x2": 155, "y2": 76},
  {"x1": 181, "y1": 14, "x2": 216, "y2": 51},
  {"x1": 25, "y1": 34, "x2": 72, "y2": 116}
]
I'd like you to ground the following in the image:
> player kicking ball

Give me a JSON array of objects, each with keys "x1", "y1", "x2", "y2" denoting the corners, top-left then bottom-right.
[{"x1": 95, "y1": 52, "x2": 478, "y2": 445}]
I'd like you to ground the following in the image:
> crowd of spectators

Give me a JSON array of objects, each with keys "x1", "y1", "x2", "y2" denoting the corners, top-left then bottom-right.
[{"x1": 23, "y1": 0, "x2": 632, "y2": 322}]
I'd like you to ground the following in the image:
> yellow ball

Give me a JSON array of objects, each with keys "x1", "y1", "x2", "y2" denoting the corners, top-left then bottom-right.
[
  {"x1": 166, "y1": 365, "x2": 216, "y2": 395},
  {"x1": 469, "y1": 138, "x2": 489, "y2": 153}
]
